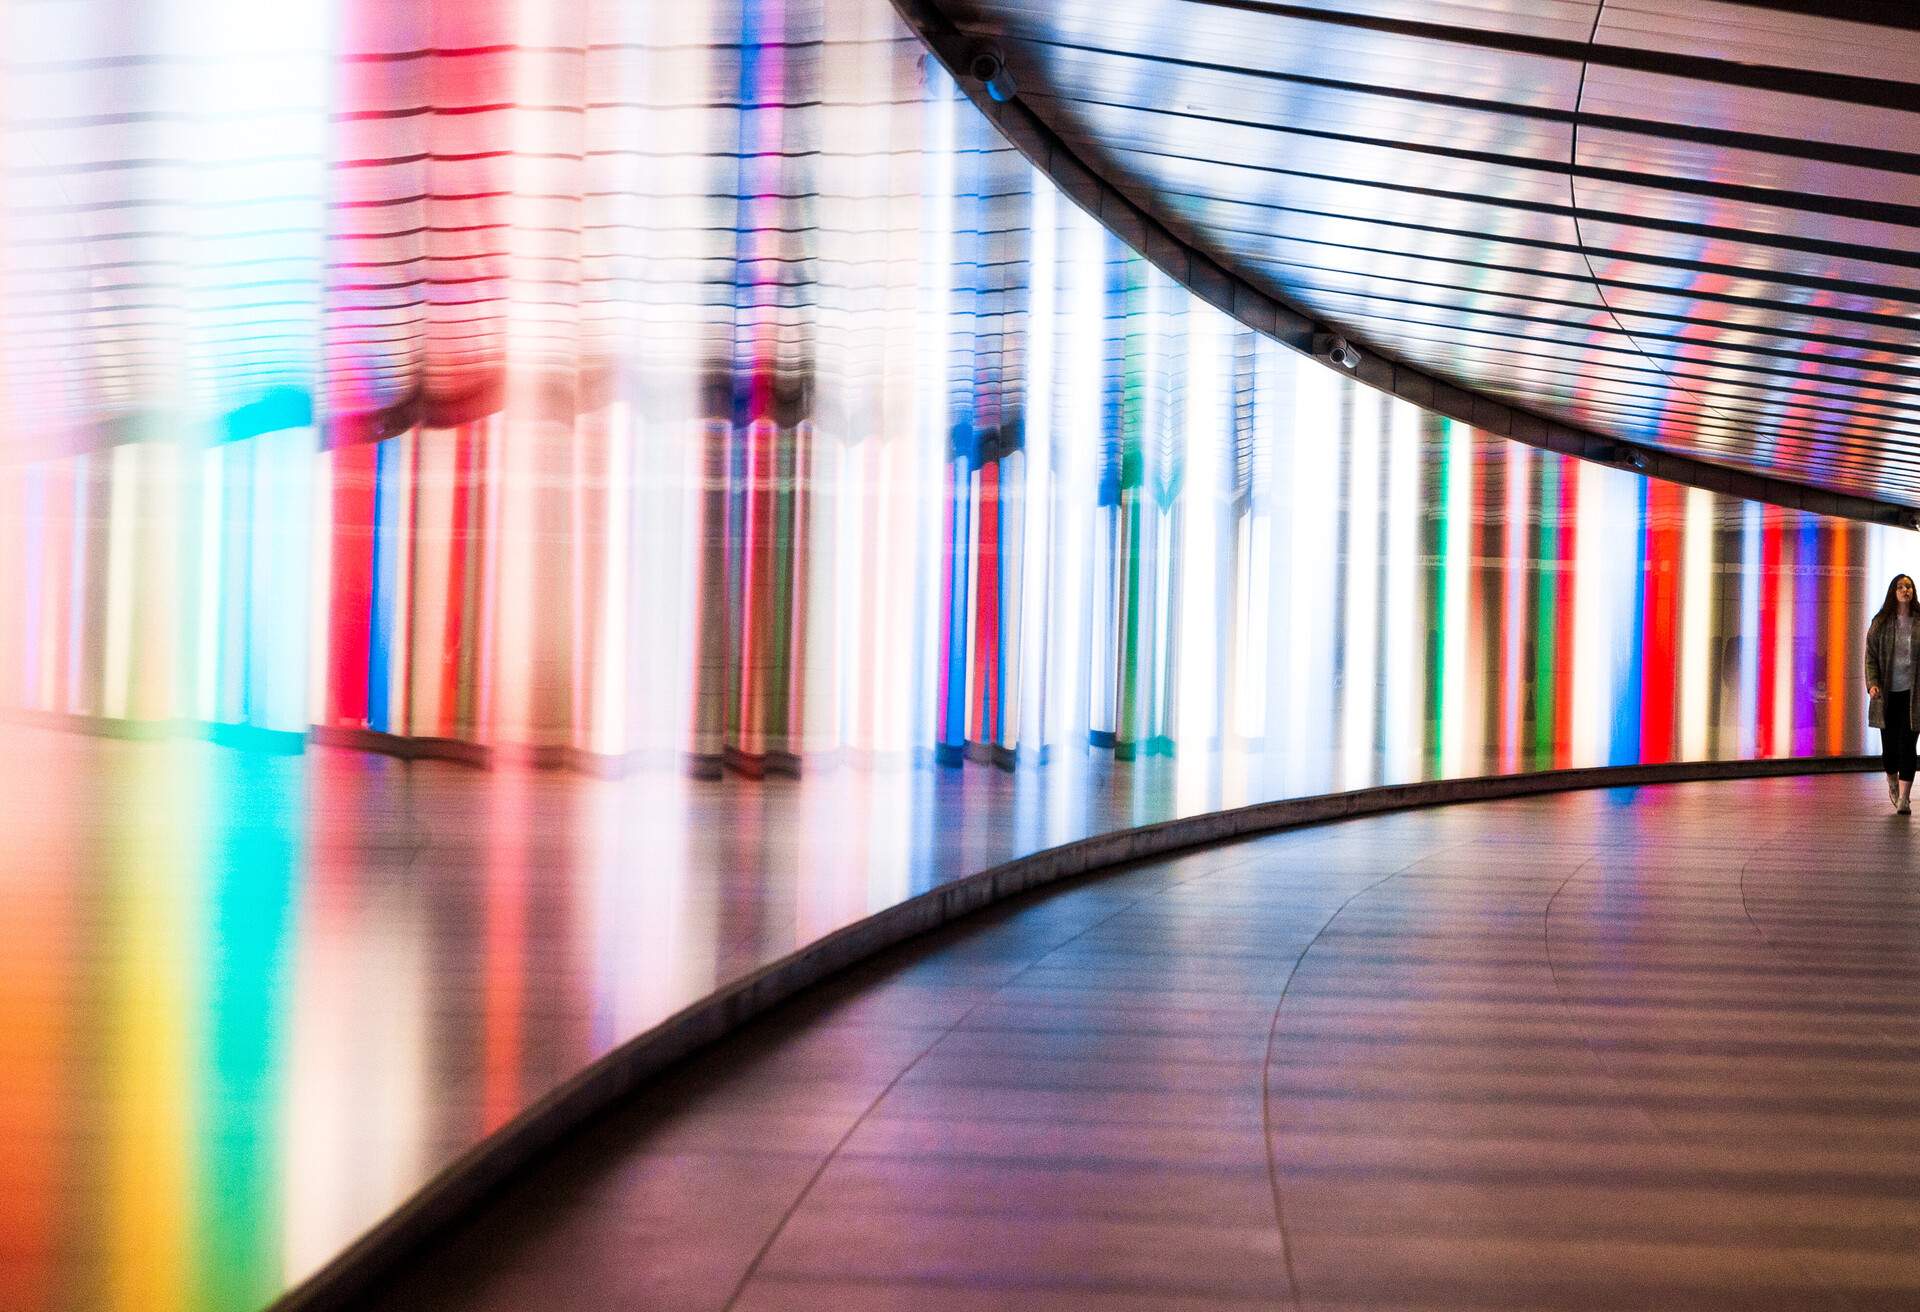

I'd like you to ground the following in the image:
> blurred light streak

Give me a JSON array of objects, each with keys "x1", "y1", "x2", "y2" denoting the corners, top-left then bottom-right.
[
  {"x1": 1495, "y1": 443, "x2": 1525, "y2": 773},
  {"x1": 1680, "y1": 486, "x2": 1714, "y2": 761},
  {"x1": 1440, "y1": 417, "x2": 1474, "y2": 778},
  {"x1": 1382, "y1": 396, "x2": 1420, "y2": 781}
]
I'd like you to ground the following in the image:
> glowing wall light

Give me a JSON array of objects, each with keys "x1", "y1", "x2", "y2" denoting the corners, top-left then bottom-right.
[
  {"x1": 1680, "y1": 485, "x2": 1715, "y2": 760},
  {"x1": 1739, "y1": 501, "x2": 1764, "y2": 757},
  {"x1": 1438, "y1": 418, "x2": 1475, "y2": 778},
  {"x1": 1340, "y1": 382, "x2": 1383, "y2": 788},
  {"x1": 1175, "y1": 301, "x2": 1227, "y2": 810},
  {"x1": 1283, "y1": 361, "x2": 1340, "y2": 788},
  {"x1": 0, "y1": 0, "x2": 1905, "y2": 787},
  {"x1": 1498, "y1": 441, "x2": 1531, "y2": 772},
  {"x1": 1379, "y1": 397, "x2": 1423, "y2": 781}
]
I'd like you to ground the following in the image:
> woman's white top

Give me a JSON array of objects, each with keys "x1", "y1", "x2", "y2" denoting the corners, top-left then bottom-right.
[{"x1": 1895, "y1": 614, "x2": 1915, "y2": 693}]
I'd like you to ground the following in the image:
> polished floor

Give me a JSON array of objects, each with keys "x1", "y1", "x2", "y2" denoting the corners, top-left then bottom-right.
[{"x1": 358, "y1": 774, "x2": 1920, "y2": 1312}]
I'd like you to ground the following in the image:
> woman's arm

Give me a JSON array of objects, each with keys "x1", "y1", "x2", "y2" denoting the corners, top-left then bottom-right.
[{"x1": 1867, "y1": 625, "x2": 1885, "y2": 696}]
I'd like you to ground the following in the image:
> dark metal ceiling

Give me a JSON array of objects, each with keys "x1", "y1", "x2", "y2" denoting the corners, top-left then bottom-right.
[{"x1": 914, "y1": 0, "x2": 1920, "y2": 510}]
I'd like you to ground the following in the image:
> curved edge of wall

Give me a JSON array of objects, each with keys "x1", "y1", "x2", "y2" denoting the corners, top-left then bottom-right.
[
  {"x1": 269, "y1": 752, "x2": 1874, "y2": 1312},
  {"x1": 881, "y1": 0, "x2": 1914, "y2": 532}
]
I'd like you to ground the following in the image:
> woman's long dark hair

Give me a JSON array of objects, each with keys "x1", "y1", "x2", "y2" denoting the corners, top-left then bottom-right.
[{"x1": 1872, "y1": 574, "x2": 1917, "y2": 633}]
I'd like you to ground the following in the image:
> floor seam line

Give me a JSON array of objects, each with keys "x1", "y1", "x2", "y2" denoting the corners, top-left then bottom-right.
[
  {"x1": 1541, "y1": 808, "x2": 1866, "y2": 1312},
  {"x1": 715, "y1": 858, "x2": 1228, "y2": 1311},
  {"x1": 1259, "y1": 834, "x2": 1470, "y2": 1312}
]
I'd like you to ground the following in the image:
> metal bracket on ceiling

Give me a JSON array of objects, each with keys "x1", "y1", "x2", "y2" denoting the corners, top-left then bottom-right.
[{"x1": 965, "y1": 43, "x2": 1018, "y2": 102}]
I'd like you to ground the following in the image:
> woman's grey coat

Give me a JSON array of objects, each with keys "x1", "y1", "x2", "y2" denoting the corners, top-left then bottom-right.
[{"x1": 1865, "y1": 612, "x2": 1920, "y2": 729}]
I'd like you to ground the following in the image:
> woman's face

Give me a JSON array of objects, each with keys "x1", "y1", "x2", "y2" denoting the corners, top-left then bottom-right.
[{"x1": 1899, "y1": 577, "x2": 1915, "y2": 606}]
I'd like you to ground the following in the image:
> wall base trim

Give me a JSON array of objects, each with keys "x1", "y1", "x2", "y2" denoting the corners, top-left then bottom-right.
[{"x1": 1, "y1": 706, "x2": 306, "y2": 754}]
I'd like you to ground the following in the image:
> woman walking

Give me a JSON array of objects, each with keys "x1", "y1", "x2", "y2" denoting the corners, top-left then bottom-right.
[{"x1": 1866, "y1": 573, "x2": 1920, "y2": 813}]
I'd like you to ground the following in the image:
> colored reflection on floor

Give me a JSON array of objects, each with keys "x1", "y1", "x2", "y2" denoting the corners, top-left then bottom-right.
[
  {"x1": 0, "y1": 720, "x2": 1257, "y2": 1310},
  {"x1": 1, "y1": 733, "x2": 298, "y2": 1312}
]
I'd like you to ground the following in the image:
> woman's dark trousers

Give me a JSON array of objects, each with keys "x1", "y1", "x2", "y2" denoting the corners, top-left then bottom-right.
[{"x1": 1885, "y1": 688, "x2": 1918, "y2": 783}]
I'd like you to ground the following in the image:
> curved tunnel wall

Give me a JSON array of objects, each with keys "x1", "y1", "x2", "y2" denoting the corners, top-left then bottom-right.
[
  {"x1": 0, "y1": 0, "x2": 1899, "y2": 779},
  {"x1": 0, "y1": 3, "x2": 1907, "y2": 1309},
  {"x1": 1, "y1": 343, "x2": 1894, "y2": 777}
]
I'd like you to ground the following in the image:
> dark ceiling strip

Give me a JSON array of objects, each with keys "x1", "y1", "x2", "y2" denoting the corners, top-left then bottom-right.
[
  {"x1": 1022, "y1": 54, "x2": 1920, "y2": 179},
  {"x1": 1239, "y1": 229, "x2": 1920, "y2": 340},
  {"x1": 1566, "y1": 293, "x2": 1920, "y2": 353},
  {"x1": 1293, "y1": 283, "x2": 1920, "y2": 402},
  {"x1": 1569, "y1": 110, "x2": 1920, "y2": 178},
  {"x1": 1121, "y1": 172, "x2": 1920, "y2": 318},
  {"x1": 1320, "y1": 334, "x2": 1920, "y2": 464},
  {"x1": 1095, "y1": 142, "x2": 1920, "y2": 301},
  {"x1": 898, "y1": 0, "x2": 1918, "y2": 525},
  {"x1": 1265, "y1": 278, "x2": 1920, "y2": 444},
  {"x1": 1370, "y1": 352, "x2": 1920, "y2": 444},
  {"x1": 1014, "y1": 37, "x2": 1573, "y2": 125},
  {"x1": 1279, "y1": 282, "x2": 1920, "y2": 417},
  {"x1": 1716, "y1": 0, "x2": 1920, "y2": 31},
  {"x1": 1171, "y1": 0, "x2": 1920, "y2": 109},
  {"x1": 1571, "y1": 165, "x2": 1920, "y2": 234},
  {"x1": 1151, "y1": 178, "x2": 1920, "y2": 276},
  {"x1": 1290, "y1": 291, "x2": 1920, "y2": 411},
  {"x1": 1182, "y1": 218, "x2": 1920, "y2": 345},
  {"x1": 1564, "y1": 0, "x2": 1763, "y2": 488},
  {"x1": 1040, "y1": 91, "x2": 1920, "y2": 233}
]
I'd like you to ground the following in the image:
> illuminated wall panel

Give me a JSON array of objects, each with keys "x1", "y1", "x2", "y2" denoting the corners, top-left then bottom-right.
[
  {"x1": 4, "y1": 354, "x2": 1889, "y2": 783},
  {"x1": 0, "y1": 0, "x2": 1903, "y2": 777}
]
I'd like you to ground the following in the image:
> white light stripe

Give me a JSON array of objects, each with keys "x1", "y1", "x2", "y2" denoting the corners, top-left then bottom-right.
[
  {"x1": 1680, "y1": 486, "x2": 1714, "y2": 760},
  {"x1": 1342, "y1": 383, "x2": 1381, "y2": 789}
]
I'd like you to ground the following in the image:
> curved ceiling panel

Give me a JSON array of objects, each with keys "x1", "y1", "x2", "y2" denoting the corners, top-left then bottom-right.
[{"x1": 922, "y1": 0, "x2": 1920, "y2": 506}]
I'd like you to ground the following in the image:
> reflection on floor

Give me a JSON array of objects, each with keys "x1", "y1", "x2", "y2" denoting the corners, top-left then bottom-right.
[
  {"x1": 0, "y1": 721, "x2": 1251, "y2": 1312},
  {"x1": 357, "y1": 775, "x2": 1920, "y2": 1311}
]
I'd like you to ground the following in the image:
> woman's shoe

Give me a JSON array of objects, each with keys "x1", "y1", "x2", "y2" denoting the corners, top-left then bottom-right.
[{"x1": 1900, "y1": 799, "x2": 1911, "y2": 815}]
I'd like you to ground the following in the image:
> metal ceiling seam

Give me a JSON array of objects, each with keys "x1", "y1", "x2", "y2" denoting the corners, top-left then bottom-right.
[
  {"x1": 888, "y1": 0, "x2": 1918, "y2": 528},
  {"x1": 1145, "y1": 185, "x2": 1920, "y2": 290},
  {"x1": 1041, "y1": 95, "x2": 1920, "y2": 241},
  {"x1": 1562, "y1": 10, "x2": 1918, "y2": 500},
  {"x1": 1145, "y1": 0, "x2": 1920, "y2": 110},
  {"x1": 1565, "y1": 0, "x2": 1762, "y2": 492},
  {"x1": 1046, "y1": 73, "x2": 1920, "y2": 178}
]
